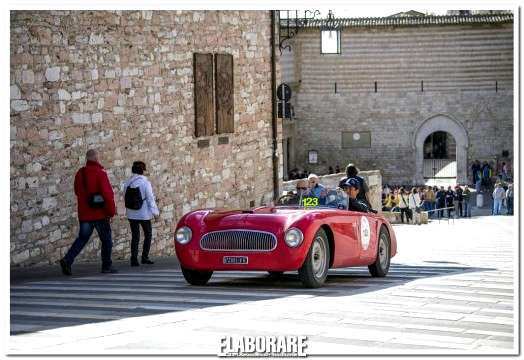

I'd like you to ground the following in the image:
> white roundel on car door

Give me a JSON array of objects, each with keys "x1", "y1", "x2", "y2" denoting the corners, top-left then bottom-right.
[{"x1": 360, "y1": 216, "x2": 371, "y2": 250}]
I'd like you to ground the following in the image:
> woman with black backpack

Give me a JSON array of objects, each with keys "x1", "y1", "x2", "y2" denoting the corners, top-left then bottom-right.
[{"x1": 124, "y1": 161, "x2": 160, "y2": 267}]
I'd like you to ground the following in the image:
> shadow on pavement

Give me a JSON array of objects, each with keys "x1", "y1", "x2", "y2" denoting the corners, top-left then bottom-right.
[{"x1": 10, "y1": 261, "x2": 495, "y2": 335}]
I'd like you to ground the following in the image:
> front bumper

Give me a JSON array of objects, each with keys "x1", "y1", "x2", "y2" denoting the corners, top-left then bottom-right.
[{"x1": 175, "y1": 242, "x2": 308, "y2": 272}]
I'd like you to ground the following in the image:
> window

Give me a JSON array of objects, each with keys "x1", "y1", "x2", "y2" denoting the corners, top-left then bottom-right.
[
  {"x1": 341, "y1": 131, "x2": 371, "y2": 148},
  {"x1": 194, "y1": 53, "x2": 234, "y2": 137},
  {"x1": 321, "y1": 30, "x2": 341, "y2": 54}
]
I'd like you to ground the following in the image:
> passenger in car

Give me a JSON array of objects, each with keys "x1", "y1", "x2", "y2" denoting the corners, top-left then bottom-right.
[{"x1": 340, "y1": 178, "x2": 374, "y2": 213}]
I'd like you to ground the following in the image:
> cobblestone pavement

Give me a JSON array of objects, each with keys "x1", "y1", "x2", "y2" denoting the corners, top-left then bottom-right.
[{"x1": 10, "y1": 215, "x2": 516, "y2": 355}]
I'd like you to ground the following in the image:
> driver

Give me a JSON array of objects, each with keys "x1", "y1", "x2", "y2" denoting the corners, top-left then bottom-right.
[
  {"x1": 281, "y1": 179, "x2": 309, "y2": 205},
  {"x1": 340, "y1": 178, "x2": 375, "y2": 213}
]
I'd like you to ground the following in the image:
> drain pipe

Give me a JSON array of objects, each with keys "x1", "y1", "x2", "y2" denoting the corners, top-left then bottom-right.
[{"x1": 270, "y1": 10, "x2": 280, "y2": 202}]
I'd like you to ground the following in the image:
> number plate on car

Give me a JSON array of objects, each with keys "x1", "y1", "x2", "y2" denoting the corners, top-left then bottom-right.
[{"x1": 223, "y1": 256, "x2": 248, "y2": 264}]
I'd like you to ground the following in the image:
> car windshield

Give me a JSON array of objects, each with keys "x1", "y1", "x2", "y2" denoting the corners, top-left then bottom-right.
[{"x1": 276, "y1": 188, "x2": 348, "y2": 210}]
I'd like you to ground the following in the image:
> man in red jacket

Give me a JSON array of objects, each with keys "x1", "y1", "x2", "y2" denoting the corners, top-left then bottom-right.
[{"x1": 60, "y1": 149, "x2": 118, "y2": 275}]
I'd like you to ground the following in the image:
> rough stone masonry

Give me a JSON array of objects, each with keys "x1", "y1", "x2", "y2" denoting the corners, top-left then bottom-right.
[{"x1": 10, "y1": 11, "x2": 282, "y2": 266}]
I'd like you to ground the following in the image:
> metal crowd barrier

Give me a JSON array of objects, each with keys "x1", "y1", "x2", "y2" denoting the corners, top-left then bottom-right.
[{"x1": 387, "y1": 206, "x2": 457, "y2": 224}]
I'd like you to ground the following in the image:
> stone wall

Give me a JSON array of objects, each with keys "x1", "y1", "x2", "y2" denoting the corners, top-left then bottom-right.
[
  {"x1": 281, "y1": 22, "x2": 514, "y2": 185},
  {"x1": 10, "y1": 10, "x2": 281, "y2": 266},
  {"x1": 282, "y1": 170, "x2": 382, "y2": 212}
]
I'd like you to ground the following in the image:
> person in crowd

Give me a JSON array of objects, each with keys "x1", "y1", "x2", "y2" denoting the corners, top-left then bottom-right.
[
  {"x1": 492, "y1": 182, "x2": 506, "y2": 215},
  {"x1": 382, "y1": 193, "x2": 395, "y2": 211},
  {"x1": 482, "y1": 161, "x2": 492, "y2": 192},
  {"x1": 424, "y1": 186, "x2": 436, "y2": 218},
  {"x1": 124, "y1": 161, "x2": 160, "y2": 267},
  {"x1": 340, "y1": 178, "x2": 374, "y2": 213},
  {"x1": 390, "y1": 190, "x2": 400, "y2": 212},
  {"x1": 398, "y1": 187, "x2": 412, "y2": 224},
  {"x1": 344, "y1": 163, "x2": 372, "y2": 209},
  {"x1": 463, "y1": 185, "x2": 472, "y2": 218},
  {"x1": 455, "y1": 184, "x2": 464, "y2": 217},
  {"x1": 59, "y1": 149, "x2": 117, "y2": 276},
  {"x1": 436, "y1": 186, "x2": 446, "y2": 219},
  {"x1": 408, "y1": 187, "x2": 422, "y2": 225},
  {"x1": 307, "y1": 174, "x2": 327, "y2": 204},
  {"x1": 499, "y1": 162, "x2": 510, "y2": 182},
  {"x1": 335, "y1": 165, "x2": 340, "y2": 173},
  {"x1": 445, "y1": 186, "x2": 455, "y2": 218},
  {"x1": 504, "y1": 162, "x2": 511, "y2": 181},
  {"x1": 328, "y1": 166, "x2": 334, "y2": 174},
  {"x1": 418, "y1": 186, "x2": 426, "y2": 210},
  {"x1": 506, "y1": 183, "x2": 513, "y2": 215},
  {"x1": 383, "y1": 184, "x2": 391, "y2": 197},
  {"x1": 471, "y1": 160, "x2": 481, "y2": 186},
  {"x1": 288, "y1": 168, "x2": 298, "y2": 180},
  {"x1": 475, "y1": 166, "x2": 482, "y2": 193}
]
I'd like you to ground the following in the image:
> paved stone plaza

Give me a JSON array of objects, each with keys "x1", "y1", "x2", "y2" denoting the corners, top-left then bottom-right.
[{"x1": 10, "y1": 215, "x2": 516, "y2": 355}]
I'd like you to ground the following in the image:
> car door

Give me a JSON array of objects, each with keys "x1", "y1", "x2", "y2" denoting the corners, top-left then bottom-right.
[
  {"x1": 357, "y1": 213, "x2": 379, "y2": 264},
  {"x1": 329, "y1": 209, "x2": 362, "y2": 267}
]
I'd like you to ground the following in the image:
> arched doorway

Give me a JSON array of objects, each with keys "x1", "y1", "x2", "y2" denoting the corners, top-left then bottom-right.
[
  {"x1": 423, "y1": 131, "x2": 457, "y2": 181},
  {"x1": 413, "y1": 115, "x2": 468, "y2": 185}
]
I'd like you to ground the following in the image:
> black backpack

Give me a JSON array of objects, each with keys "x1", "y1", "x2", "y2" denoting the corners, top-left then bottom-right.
[{"x1": 125, "y1": 180, "x2": 143, "y2": 210}]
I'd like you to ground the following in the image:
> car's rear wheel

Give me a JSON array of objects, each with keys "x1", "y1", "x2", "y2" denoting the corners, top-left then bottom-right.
[
  {"x1": 298, "y1": 228, "x2": 330, "y2": 288},
  {"x1": 368, "y1": 226, "x2": 391, "y2": 277},
  {"x1": 181, "y1": 266, "x2": 213, "y2": 285}
]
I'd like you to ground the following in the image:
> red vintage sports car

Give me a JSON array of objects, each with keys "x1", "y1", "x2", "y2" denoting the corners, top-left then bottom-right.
[{"x1": 174, "y1": 190, "x2": 397, "y2": 288}]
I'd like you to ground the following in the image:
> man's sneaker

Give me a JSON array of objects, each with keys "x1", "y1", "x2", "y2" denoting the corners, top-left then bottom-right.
[
  {"x1": 59, "y1": 258, "x2": 72, "y2": 276},
  {"x1": 141, "y1": 258, "x2": 154, "y2": 265},
  {"x1": 130, "y1": 259, "x2": 140, "y2": 267},
  {"x1": 101, "y1": 267, "x2": 118, "y2": 274}
]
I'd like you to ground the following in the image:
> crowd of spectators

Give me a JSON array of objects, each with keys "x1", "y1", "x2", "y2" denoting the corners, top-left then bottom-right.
[{"x1": 381, "y1": 158, "x2": 513, "y2": 222}]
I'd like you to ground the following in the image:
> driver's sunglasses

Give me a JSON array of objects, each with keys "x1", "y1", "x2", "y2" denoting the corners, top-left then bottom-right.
[{"x1": 297, "y1": 187, "x2": 308, "y2": 190}]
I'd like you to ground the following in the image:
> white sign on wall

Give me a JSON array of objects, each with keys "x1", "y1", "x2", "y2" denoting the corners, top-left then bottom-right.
[{"x1": 308, "y1": 150, "x2": 318, "y2": 164}]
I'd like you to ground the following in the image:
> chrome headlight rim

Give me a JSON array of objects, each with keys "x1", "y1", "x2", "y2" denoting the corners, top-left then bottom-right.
[
  {"x1": 284, "y1": 227, "x2": 304, "y2": 248},
  {"x1": 176, "y1": 226, "x2": 192, "y2": 245}
]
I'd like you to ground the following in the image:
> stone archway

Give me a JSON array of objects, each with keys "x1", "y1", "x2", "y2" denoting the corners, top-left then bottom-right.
[{"x1": 413, "y1": 114, "x2": 468, "y2": 184}]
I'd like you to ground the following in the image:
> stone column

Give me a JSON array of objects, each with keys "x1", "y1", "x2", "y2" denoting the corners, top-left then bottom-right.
[{"x1": 457, "y1": 145, "x2": 468, "y2": 184}]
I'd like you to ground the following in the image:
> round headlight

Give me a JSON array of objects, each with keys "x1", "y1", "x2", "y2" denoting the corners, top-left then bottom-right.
[
  {"x1": 176, "y1": 226, "x2": 192, "y2": 245},
  {"x1": 285, "y1": 228, "x2": 304, "y2": 248}
]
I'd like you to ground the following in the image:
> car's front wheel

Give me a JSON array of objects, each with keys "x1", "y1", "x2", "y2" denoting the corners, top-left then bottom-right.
[
  {"x1": 181, "y1": 266, "x2": 213, "y2": 285},
  {"x1": 298, "y1": 228, "x2": 330, "y2": 288},
  {"x1": 368, "y1": 226, "x2": 391, "y2": 277}
]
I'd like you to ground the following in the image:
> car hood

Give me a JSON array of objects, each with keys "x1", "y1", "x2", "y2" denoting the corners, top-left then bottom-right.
[{"x1": 187, "y1": 207, "x2": 314, "y2": 234}]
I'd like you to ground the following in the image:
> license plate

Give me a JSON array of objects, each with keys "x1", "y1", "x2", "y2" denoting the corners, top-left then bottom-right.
[{"x1": 223, "y1": 256, "x2": 248, "y2": 264}]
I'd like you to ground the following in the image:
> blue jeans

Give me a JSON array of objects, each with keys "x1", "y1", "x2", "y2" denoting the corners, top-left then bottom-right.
[
  {"x1": 507, "y1": 197, "x2": 513, "y2": 215},
  {"x1": 64, "y1": 220, "x2": 113, "y2": 269},
  {"x1": 425, "y1": 202, "x2": 434, "y2": 218},
  {"x1": 493, "y1": 199, "x2": 503, "y2": 215},
  {"x1": 463, "y1": 201, "x2": 471, "y2": 217}
]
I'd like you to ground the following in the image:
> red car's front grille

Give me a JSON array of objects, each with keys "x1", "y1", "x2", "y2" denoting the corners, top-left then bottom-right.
[{"x1": 200, "y1": 230, "x2": 277, "y2": 251}]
